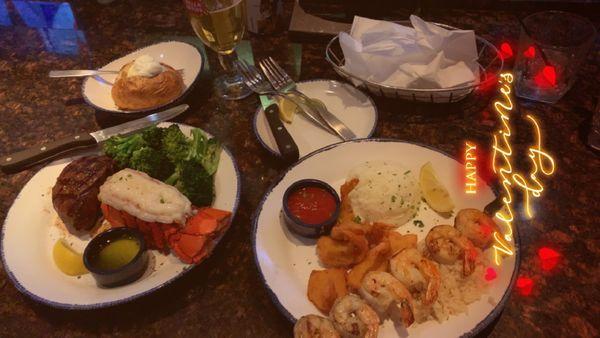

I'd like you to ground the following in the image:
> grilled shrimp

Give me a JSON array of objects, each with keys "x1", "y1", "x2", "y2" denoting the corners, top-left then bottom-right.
[
  {"x1": 454, "y1": 208, "x2": 498, "y2": 248},
  {"x1": 389, "y1": 248, "x2": 441, "y2": 305},
  {"x1": 425, "y1": 225, "x2": 477, "y2": 276},
  {"x1": 330, "y1": 294, "x2": 380, "y2": 338},
  {"x1": 294, "y1": 314, "x2": 340, "y2": 338},
  {"x1": 359, "y1": 271, "x2": 415, "y2": 328}
]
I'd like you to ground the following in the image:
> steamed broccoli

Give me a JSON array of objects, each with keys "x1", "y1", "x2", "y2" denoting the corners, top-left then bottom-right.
[
  {"x1": 165, "y1": 160, "x2": 214, "y2": 206},
  {"x1": 129, "y1": 147, "x2": 174, "y2": 180},
  {"x1": 187, "y1": 128, "x2": 221, "y2": 175},
  {"x1": 103, "y1": 125, "x2": 220, "y2": 207},
  {"x1": 103, "y1": 133, "x2": 146, "y2": 168},
  {"x1": 141, "y1": 126, "x2": 165, "y2": 149},
  {"x1": 161, "y1": 125, "x2": 190, "y2": 162}
]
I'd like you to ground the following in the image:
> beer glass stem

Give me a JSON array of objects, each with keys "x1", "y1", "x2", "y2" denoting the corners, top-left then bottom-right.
[
  {"x1": 214, "y1": 49, "x2": 252, "y2": 100},
  {"x1": 218, "y1": 50, "x2": 236, "y2": 73}
]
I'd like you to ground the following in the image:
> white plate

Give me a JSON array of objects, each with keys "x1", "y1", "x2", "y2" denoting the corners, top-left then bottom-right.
[
  {"x1": 82, "y1": 41, "x2": 203, "y2": 114},
  {"x1": 253, "y1": 80, "x2": 378, "y2": 158},
  {"x1": 1, "y1": 123, "x2": 240, "y2": 309},
  {"x1": 253, "y1": 139, "x2": 519, "y2": 337}
]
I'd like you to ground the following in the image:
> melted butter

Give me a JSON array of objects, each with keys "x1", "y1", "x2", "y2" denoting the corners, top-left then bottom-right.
[{"x1": 95, "y1": 238, "x2": 140, "y2": 270}]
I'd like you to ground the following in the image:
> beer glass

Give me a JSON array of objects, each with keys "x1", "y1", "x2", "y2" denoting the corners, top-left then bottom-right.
[{"x1": 184, "y1": 0, "x2": 252, "y2": 100}]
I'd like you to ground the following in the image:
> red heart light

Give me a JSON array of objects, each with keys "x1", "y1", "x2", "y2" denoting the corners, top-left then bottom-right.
[
  {"x1": 538, "y1": 247, "x2": 561, "y2": 271},
  {"x1": 516, "y1": 276, "x2": 534, "y2": 296},
  {"x1": 499, "y1": 42, "x2": 513, "y2": 59},
  {"x1": 484, "y1": 267, "x2": 497, "y2": 281},
  {"x1": 480, "y1": 223, "x2": 494, "y2": 236},
  {"x1": 543, "y1": 66, "x2": 557, "y2": 85},
  {"x1": 524, "y1": 46, "x2": 536, "y2": 59},
  {"x1": 534, "y1": 65, "x2": 557, "y2": 88}
]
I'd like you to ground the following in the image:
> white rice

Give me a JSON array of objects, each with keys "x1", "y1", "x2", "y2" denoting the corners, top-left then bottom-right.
[
  {"x1": 347, "y1": 161, "x2": 421, "y2": 227},
  {"x1": 413, "y1": 247, "x2": 490, "y2": 323}
]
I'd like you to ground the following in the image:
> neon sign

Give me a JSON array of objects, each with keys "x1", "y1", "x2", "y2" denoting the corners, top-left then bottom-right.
[
  {"x1": 490, "y1": 72, "x2": 556, "y2": 265},
  {"x1": 464, "y1": 141, "x2": 477, "y2": 194}
]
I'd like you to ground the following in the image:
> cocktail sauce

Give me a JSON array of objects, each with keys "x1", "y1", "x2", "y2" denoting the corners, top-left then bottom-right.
[{"x1": 286, "y1": 186, "x2": 337, "y2": 225}]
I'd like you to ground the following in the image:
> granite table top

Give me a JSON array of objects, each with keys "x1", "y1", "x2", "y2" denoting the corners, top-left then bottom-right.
[{"x1": 0, "y1": 1, "x2": 598, "y2": 337}]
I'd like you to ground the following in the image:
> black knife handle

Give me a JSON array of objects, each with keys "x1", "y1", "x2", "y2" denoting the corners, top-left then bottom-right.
[
  {"x1": 0, "y1": 133, "x2": 96, "y2": 173},
  {"x1": 264, "y1": 104, "x2": 299, "y2": 163}
]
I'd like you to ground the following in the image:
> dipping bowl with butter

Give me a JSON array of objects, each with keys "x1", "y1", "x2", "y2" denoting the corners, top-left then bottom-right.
[{"x1": 83, "y1": 227, "x2": 148, "y2": 288}]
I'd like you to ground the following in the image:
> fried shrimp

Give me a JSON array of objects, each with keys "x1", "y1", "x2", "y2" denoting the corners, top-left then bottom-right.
[
  {"x1": 317, "y1": 227, "x2": 369, "y2": 268},
  {"x1": 294, "y1": 314, "x2": 341, "y2": 338},
  {"x1": 347, "y1": 241, "x2": 390, "y2": 290},
  {"x1": 386, "y1": 232, "x2": 417, "y2": 256},
  {"x1": 454, "y1": 208, "x2": 498, "y2": 248},
  {"x1": 330, "y1": 294, "x2": 380, "y2": 338},
  {"x1": 338, "y1": 178, "x2": 360, "y2": 225},
  {"x1": 390, "y1": 248, "x2": 441, "y2": 305},
  {"x1": 425, "y1": 225, "x2": 477, "y2": 276},
  {"x1": 359, "y1": 271, "x2": 415, "y2": 327}
]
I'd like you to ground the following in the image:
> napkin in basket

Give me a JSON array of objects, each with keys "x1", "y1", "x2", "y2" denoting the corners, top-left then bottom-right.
[{"x1": 339, "y1": 15, "x2": 479, "y2": 89}]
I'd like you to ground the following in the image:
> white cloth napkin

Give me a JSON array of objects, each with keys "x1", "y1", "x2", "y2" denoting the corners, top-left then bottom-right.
[{"x1": 339, "y1": 15, "x2": 479, "y2": 89}]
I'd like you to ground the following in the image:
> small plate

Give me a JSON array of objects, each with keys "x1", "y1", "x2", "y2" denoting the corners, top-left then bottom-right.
[
  {"x1": 253, "y1": 140, "x2": 519, "y2": 337},
  {"x1": 82, "y1": 41, "x2": 203, "y2": 114},
  {"x1": 1, "y1": 123, "x2": 240, "y2": 309},
  {"x1": 253, "y1": 80, "x2": 378, "y2": 158}
]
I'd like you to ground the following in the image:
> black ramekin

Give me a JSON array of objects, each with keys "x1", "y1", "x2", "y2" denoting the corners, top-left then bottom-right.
[
  {"x1": 83, "y1": 227, "x2": 148, "y2": 288},
  {"x1": 282, "y1": 179, "x2": 341, "y2": 238}
]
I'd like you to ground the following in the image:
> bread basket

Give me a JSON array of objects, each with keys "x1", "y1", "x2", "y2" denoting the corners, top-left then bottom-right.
[{"x1": 325, "y1": 21, "x2": 504, "y2": 103}]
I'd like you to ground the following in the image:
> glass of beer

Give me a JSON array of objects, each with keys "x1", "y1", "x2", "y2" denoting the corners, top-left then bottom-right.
[{"x1": 184, "y1": 0, "x2": 251, "y2": 100}]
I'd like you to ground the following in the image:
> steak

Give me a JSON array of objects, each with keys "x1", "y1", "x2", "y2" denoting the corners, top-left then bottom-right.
[{"x1": 52, "y1": 156, "x2": 115, "y2": 231}]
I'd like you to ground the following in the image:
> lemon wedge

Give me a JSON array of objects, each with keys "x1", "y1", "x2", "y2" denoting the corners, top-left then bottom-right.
[
  {"x1": 53, "y1": 239, "x2": 88, "y2": 276},
  {"x1": 277, "y1": 97, "x2": 297, "y2": 123},
  {"x1": 419, "y1": 162, "x2": 454, "y2": 213}
]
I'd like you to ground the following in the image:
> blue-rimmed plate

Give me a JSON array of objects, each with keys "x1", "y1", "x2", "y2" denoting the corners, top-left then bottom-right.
[
  {"x1": 82, "y1": 41, "x2": 203, "y2": 114},
  {"x1": 1, "y1": 123, "x2": 240, "y2": 309},
  {"x1": 254, "y1": 80, "x2": 378, "y2": 158},
  {"x1": 253, "y1": 139, "x2": 519, "y2": 337}
]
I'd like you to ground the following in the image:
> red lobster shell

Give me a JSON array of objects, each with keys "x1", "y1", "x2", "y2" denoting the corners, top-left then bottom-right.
[{"x1": 101, "y1": 203, "x2": 231, "y2": 264}]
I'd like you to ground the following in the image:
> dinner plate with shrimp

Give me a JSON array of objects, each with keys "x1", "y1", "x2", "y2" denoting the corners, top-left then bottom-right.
[{"x1": 253, "y1": 139, "x2": 519, "y2": 337}]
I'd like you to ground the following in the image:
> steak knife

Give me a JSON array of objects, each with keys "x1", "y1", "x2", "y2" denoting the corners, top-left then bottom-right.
[
  {"x1": 0, "y1": 104, "x2": 189, "y2": 173},
  {"x1": 261, "y1": 95, "x2": 299, "y2": 163}
]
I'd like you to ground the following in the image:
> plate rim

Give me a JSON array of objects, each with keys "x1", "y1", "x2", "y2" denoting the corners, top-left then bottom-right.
[
  {"x1": 0, "y1": 123, "x2": 241, "y2": 310},
  {"x1": 252, "y1": 79, "x2": 379, "y2": 157},
  {"x1": 251, "y1": 138, "x2": 521, "y2": 337},
  {"x1": 81, "y1": 40, "x2": 204, "y2": 115}
]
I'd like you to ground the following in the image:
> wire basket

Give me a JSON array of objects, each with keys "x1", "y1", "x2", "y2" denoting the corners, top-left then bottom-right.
[{"x1": 325, "y1": 21, "x2": 504, "y2": 103}]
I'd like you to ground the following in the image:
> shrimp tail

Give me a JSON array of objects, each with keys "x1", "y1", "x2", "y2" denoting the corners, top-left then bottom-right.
[
  {"x1": 397, "y1": 299, "x2": 415, "y2": 327},
  {"x1": 462, "y1": 247, "x2": 477, "y2": 276},
  {"x1": 420, "y1": 259, "x2": 440, "y2": 305}
]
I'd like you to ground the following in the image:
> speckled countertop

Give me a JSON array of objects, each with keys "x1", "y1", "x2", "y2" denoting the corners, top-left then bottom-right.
[{"x1": 0, "y1": 1, "x2": 598, "y2": 337}]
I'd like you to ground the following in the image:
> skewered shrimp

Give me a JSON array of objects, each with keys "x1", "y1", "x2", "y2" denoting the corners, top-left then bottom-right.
[
  {"x1": 359, "y1": 271, "x2": 415, "y2": 328},
  {"x1": 330, "y1": 294, "x2": 380, "y2": 338},
  {"x1": 389, "y1": 248, "x2": 441, "y2": 305},
  {"x1": 294, "y1": 314, "x2": 341, "y2": 338},
  {"x1": 425, "y1": 225, "x2": 478, "y2": 276},
  {"x1": 454, "y1": 208, "x2": 498, "y2": 248}
]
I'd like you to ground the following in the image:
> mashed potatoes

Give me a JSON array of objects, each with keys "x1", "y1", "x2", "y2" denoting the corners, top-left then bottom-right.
[{"x1": 348, "y1": 161, "x2": 421, "y2": 227}]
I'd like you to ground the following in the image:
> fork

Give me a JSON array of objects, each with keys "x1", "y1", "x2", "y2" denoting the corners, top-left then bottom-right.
[
  {"x1": 49, "y1": 70, "x2": 120, "y2": 78},
  {"x1": 259, "y1": 57, "x2": 357, "y2": 141},
  {"x1": 49, "y1": 69, "x2": 185, "y2": 78},
  {"x1": 235, "y1": 60, "x2": 333, "y2": 134},
  {"x1": 235, "y1": 60, "x2": 299, "y2": 162}
]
